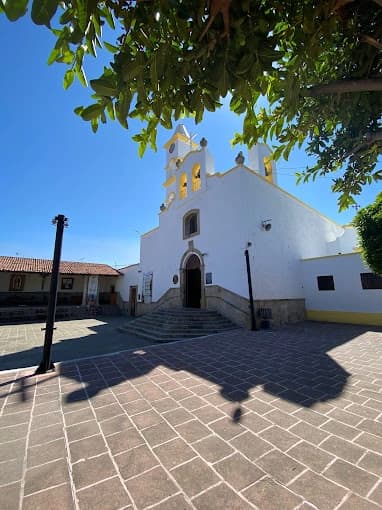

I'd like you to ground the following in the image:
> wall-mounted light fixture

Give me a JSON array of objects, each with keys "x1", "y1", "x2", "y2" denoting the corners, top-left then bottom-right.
[{"x1": 262, "y1": 219, "x2": 272, "y2": 231}]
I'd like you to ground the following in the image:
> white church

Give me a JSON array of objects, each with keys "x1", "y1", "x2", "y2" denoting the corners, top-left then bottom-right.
[{"x1": 117, "y1": 125, "x2": 382, "y2": 328}]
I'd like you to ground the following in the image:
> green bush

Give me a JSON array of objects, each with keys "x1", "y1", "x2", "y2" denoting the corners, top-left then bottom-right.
[{"x1": 354, "y1": 193, "x2": 382, "y2": 276}]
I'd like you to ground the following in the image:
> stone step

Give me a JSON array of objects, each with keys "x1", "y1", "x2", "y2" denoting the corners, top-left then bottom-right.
[{"x1": 120, "y1": 307, "x2": 239, "y2": 342}]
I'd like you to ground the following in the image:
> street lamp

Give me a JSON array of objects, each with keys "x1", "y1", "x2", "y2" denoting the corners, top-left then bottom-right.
[{"x1": 35, "y1": 215, "x2": 68, "y2": 374}]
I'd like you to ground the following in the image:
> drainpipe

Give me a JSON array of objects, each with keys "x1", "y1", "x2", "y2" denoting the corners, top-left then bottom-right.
[{"x1": 245, "y1": 247, "x2": 257, "y2": 331}]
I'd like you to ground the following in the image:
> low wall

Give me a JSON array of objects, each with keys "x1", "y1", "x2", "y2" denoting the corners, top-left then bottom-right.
[{"x1": 205, "y1": 285, "x2": 305, "y2": 328}]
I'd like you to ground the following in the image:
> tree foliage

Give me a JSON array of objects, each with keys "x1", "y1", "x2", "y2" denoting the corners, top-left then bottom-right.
[
  {"x1": 2, "y1": 0, "x2": 382, "y2": 208},
  {"x1": 353, "y1": 192, "x2": 382, "y2": 275}
]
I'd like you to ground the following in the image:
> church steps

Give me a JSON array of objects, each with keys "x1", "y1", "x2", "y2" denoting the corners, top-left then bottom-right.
[{"x1": 119, "y1": 308, "x2": 239, "y2": 342}]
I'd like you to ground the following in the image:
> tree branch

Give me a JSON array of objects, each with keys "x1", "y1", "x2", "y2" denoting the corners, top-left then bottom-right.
[
  {"x1": 360, "y1": 34, "x2": 382, "y2": 50},
  {"x1": 305, "y1": 79, "x2": 382, "y2": 96}
]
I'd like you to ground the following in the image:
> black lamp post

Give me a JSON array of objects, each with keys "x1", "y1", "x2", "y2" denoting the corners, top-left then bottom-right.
[{"x1": 35, "y1": 214, "x2": 68, "y2": 374}]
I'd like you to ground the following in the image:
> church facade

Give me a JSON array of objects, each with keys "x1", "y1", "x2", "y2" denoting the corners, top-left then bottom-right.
[{"x1": 117, "y1": 125, "x2": 382, "y2": 327}]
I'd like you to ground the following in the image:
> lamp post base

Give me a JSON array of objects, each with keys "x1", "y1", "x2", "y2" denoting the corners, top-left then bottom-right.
[{"x1": 35, "y1": 361, "x2": 55, "y2": 374}]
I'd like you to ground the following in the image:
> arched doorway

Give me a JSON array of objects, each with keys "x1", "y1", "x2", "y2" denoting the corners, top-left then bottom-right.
[{"x1": 184, "y1": 254, "x2": 201, "y2": 308}]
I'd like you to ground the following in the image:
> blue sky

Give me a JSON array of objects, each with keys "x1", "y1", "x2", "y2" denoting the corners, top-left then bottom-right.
[{"x1": 0, "y1": 15, "x2": 380, "y2": 267}]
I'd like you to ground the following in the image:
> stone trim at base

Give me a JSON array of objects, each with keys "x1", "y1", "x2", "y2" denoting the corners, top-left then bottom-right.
[{"x1": 306, "y1": 309, "x2": 382, "y2": 326}]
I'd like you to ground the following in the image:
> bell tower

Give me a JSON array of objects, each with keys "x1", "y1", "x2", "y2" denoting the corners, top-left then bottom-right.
[{"x1": 162, "y1": 125, "x2": 198, "y2": 206}]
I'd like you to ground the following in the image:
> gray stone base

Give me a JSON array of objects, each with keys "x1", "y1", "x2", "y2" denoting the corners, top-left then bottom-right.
[{"x1": 132, "y1": 285, "x2": 305, "y2": 329}]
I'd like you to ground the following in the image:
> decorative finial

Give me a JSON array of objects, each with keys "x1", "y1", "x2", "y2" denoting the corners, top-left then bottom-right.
[
  {"x1": 176, "y1": 159, "x2": 182, "y2": 168},
  {"x1": 200, "y1": 137, "x2": 207, "y2": 148},
  {"x1": 235, "y1": 151, "x2": 245, "y2": 165}
]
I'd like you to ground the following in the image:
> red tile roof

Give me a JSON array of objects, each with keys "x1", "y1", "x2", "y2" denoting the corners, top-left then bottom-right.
[{"x1": 0, "y1": 256, "x2": 120, "y2": 276}]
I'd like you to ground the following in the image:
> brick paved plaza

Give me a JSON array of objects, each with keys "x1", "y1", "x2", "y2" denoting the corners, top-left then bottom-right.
[{"x1": 0, "y1": 322, "x2": 381, "y2": 509}]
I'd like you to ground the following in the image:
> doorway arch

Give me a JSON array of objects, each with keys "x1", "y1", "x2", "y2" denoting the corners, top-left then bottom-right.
[{"x1": 184, "y1": 254, "x2": 201, "y2": 308}]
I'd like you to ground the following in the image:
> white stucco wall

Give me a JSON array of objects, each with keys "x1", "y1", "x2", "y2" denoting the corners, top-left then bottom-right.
[
  {"x1": 302, "y1": 253, "x2": 382, "y2": 313},
  {"x1": 116, "y1": 264, "x2": 139, "y2": 302},
  {"x1": 139, "y1": 144, "x2": 351, "y2": 303}
]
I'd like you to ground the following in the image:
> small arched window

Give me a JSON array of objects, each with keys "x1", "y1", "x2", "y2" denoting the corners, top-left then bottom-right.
[
  {"x1": 263, "y1": 156, "x2": 273, "y2": 183},
  {"x1": 192, "y1": 164, "x2": 201, "y2": 192},
  {"x1": 183, "y1": 210, "x2": 200, "y2": 239},
  {"x1": 179, "y1": 173, "x2": 187, "y2": 199}
]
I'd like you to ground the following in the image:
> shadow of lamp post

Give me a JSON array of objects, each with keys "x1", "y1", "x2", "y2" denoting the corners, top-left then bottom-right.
[{"x1": 35, "y1": 214, "x2": 68, "y2": 374}]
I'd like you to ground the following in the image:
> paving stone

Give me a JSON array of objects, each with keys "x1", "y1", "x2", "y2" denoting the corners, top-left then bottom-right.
[
  {"x1": 321, "y1": 419, "x2": 360, "y2": 441},
  {"x1": 24, "y1": 458, "x2": 69, "y2": 495},
  {"x1": 23, "y1": 483, "x2": 74, "y2": 510},
  {"x1": 0, "y1": 437, "x2": 26, "y2": 462},
  {"x1": 151, "y1": 397, "x2": 179, "y2": 413},
  {"x1": 244, "y1": 397, "x2": 275, "y2": 415},
  {"x1": 179, "y1": 396, "x2": 205, "y2": 411},
  {"x1": 171, "y1": 457, "x2": 220, "y2": 497},
  {"x1": 289, "y1": 470, "x2": 347, "y2": 510},
  {"x1": 320, "y1": 435, "x2": 366, "y2": 462},
  {"x1": 162, "y1": 407, "x2": 193, "y2": 426},
  {"x1": 27, "y1": 437, "x2": 66, "y2": 468},
  {"x1": 150, "y1": 494, "x2": 193, "y2": 510},
  {"x1": 0, "y1": 423, "x2": 29, "y2": 443},
  {"x1": 209, "y1": 417, "x2": 245, "y2": 441},
  {"x1": 66, "y1": 420, "x2": 99, "y2": 442},
  {"x1": 153, "y1": 437, "x2": 195, "y2": 469},
  {"x1": 192, "y1": 435, "x2": 234, "y2": 463},
  {"x1": 193, "y1": 482, "x2": 253, "y2": 510},
  {"x1": 345, "y1": 403, "x2": 380, "y2": 420},
  {"x1": 175, "y1": 419, "x2": 210, "y2": 443},
  {"x1": 357, "y1": 419, "x2": 382, "y2": 437},
  {"x1": 122, "y1": 398, "x2": 151, "y2": 415},
  {"x1": 256, "y1": 449, "x2": 305, "y2": 484},
  {"x1": 324, "y1": 458, "x2": 379, "y2": 496},
  {"x1": 191, "y1": 405, "x2": 225, "y2": 424},
  {"x1": 358, "y1": 451, "x2": 382, "y2": 477},
  {"x1": 338, "y1": 494, "x2": 382, "y2": 510},
  {"x1": 69, "y1": 434, "x2": 107, "y2": 462},
  {"x1": 355, "y1": 432, "x2": 382, "y2": 454},
  {"x1": 230, "y1": 430, "x2": 273, "y2": 460},
  {"x1": 214, "y1": 452, "x2": 265, "y2": 490},
  {"x1": 240, "y1": 411, "x2": 272, "y2": 433},
  {"x1": 265, "y1": 408, "x2": 300, "y2": 428},
  {"x1": 98, "y1": 413, "x2": 133, "y2": 436},
  {"x1": 0, "y1": 410, "x2": 30, "y2": 428},
  {"x1": 72, "y1": 453, "x2": 116, "y2": 490},
  {"x1": 142, "y1": 421, "x2": 177, "y2": 447},
  {"x1": 293, "y1": 407, "x2": 329, "y2": 427},
  {"x1": 34, "y1": 400, "x2": 61, "y2": 415},
  {"x1": 289, "y1": 421, "x2": 329, "y2": 445},
  {"x1": 369, "y1": 482, "x2": 382, "y2": 506},
  {"x1": 76, "y1": 476, "x2": 131, "y2": 510},
  {"x1": 125, "y1": 466, "x2": 178, "y2": 510},
  {"x1": 63, "y1": 408, "x2": 94, "y2": 426},
  {"x1": 106, "y1": 427, "x2": 144, "y2": 455},
  {"x1": 243, "y1": 477, "x2": 302, "y2": 510},
  {"x1": 327, "y1": 408, "x2": 364, "y2": 427},
  {"x1": 259, "y1": 425, "x2": 300, "y2": 451},
  {"x1": 0, "y1": 481, "x2": 20, "y2": 510},
  {"x1": 168, "y1": 388, "x2": 193, "y2": 401},
  {"x1": 0, "y1": 457, "x2": 23, "y2": 485},
  {"x1": 115, "y1": 444, "x2": 159, "y2": 479},
  {"x1": 131, "y1": 409, "x2": 163, "y2": 430},
  {"x1": 93, "y1": 403, "x2": 124, "y2": 421},
  {"x1": 288, "y1": 441, "x2": 335, "y2": 472}
]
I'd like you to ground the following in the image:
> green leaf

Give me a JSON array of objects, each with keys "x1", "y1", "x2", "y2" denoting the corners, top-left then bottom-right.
[
  {"x1": 63, "y1": 69, "x2": 75, "y2": 90},
  {"x1": 2, "y1": 0, "x2": 28, "y2": 21},
  {"x1": 90, "y1": 77, "x2": 117, "y2": 96},
  {"x1": 77, "y1": 0, "x2": 89, "y2": 32},
  {"x1": 31, "y1": 0, "x2": 58, "y2": 26},
  {"x1": 81, "y1": 103, "x2": 104, "y2": 121},
  {"x1": 76, "y1": 66, "x2": 88, "y2": 87},
  {"x1": 47, "y1": 47, "x2": 59, "y2": 65},
  {"x1": 103, "y1": 41, "x2": 118, "y2": 53}
]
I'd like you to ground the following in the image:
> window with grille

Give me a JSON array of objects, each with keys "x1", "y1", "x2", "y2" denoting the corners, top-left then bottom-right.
[
  {"x1": 317, "y1": 275, "x2": 335, "y2": 291},
  {"x1": 360, "y1": 272, "x2": 382, "y2": 290},
  {"x1": 9, "y1": 274, "x2": 25, "y2": 291}
]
